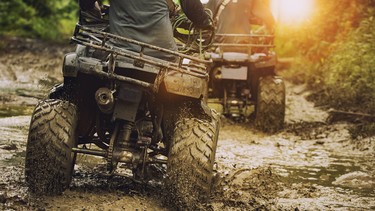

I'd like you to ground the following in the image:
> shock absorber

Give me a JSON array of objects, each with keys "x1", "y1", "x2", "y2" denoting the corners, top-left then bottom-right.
[
  {"x1": 107, "y1": 121, "x2": 135, "y2": 173},
  {"x1": 116, "y1": 121, "x2": 145, "y2": 165},
  {"x1": 227, "y1": 82, "x2": 242, "y2": 118},
  {"x1": 117, "y1": 121, "x2": 134, "y2": 148}
]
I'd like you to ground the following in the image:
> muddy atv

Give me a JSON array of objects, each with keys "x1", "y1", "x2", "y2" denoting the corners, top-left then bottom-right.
[
  {"x1": 207, "y1": 33, "x2": 285, "y2": 132},
  {"x1": 24, "y1": 11, "x2": 219, "y2": 208}
]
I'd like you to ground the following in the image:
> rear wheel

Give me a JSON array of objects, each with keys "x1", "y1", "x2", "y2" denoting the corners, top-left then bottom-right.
[
  {"x1": 255, "y1": 76, "x2": 285, "y2": 133},
  {"x1": 25, "y1": 99, "x2": 78, "y2": 194},
  {"x1": 166, "y1": 110, "x2": 220, "y2": 208}
]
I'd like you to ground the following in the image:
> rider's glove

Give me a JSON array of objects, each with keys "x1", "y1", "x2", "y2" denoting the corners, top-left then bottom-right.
[
  {"x1": 195, "y1": 17, "x2": 214, "y2": 30},
  {"x1": 81, "y1": 1, "x2": 102, "y2": 20}
]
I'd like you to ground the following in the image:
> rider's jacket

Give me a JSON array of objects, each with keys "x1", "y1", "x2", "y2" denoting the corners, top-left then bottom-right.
[
  {"x1": 206, "y1": 0, "x2": 275, "y2": 52},
  {"x1": 79, "y1": 0, "x2": 210, "y2": 61}
]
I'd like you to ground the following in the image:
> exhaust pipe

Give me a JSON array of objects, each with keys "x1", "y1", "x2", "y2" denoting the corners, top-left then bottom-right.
[{"x1": 95, "y1": 87, "x2": 114, "y2": 113}]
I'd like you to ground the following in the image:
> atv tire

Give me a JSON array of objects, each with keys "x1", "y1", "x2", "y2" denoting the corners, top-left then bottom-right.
[
  {"x1": 255, "y1": 76, "x2": 285, "y2": 133},
  {"x1": 166, "y1": 112, "x2": 219, "y2": 208},
  {"x1": 25, "y1": 99, "x2": 78, "y2": 194}
]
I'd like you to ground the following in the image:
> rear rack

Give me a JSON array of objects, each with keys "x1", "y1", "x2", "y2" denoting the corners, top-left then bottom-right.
[
  {"x1": 212, "y1": 33, "x2": 275, "y2": 48},
  {"x1": 71, "y1": 25, "x2": 211, "y2": 78}
]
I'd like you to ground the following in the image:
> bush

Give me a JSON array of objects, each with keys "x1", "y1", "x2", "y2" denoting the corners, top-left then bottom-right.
[
  {"x1": 280, "y1": 1, "x2": 374, "y2": 113},
  {"x1": 323, "y1": 14, "x2": 375, "y2": 113},
  {"x1": 277, "y1": 1, "x2": 375, "y2": 137},
  {"x1": 0, "y1": 0, "x2": 78, "y2": 40}
]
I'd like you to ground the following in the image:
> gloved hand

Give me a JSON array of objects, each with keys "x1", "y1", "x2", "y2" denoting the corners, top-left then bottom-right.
[
  {"x1": 82, "y1": 1, "x2": 102, "y2": 20},
  {"x1": 194, "y1": 8, "x2": 214, "y2": 30},
  {"x1": 196, "y1": 18, "x2": 214, "y2": 30}
]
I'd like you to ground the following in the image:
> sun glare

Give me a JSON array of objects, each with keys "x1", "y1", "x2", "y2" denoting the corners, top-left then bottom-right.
[{"x1": 271, "y1": 0, "x2": 314, "y2": 24}]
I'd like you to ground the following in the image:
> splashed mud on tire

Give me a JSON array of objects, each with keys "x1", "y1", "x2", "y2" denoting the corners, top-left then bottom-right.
[{"x1": 0, "y1": 39, "x2": 374, "y2": 210}]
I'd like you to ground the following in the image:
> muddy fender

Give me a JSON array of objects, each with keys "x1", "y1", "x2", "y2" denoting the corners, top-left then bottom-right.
[{"x1": 163, "y1": 71, "x2": 207, "y2": 99}]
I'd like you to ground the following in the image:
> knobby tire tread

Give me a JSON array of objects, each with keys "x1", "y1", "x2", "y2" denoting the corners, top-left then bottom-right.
[
  {"x1": 25, "y1": 99, "x2": 77, "y2": 194},
  {"x1": 255, "y1": 76, "x2": 286, "y2": 133},
  {"x1": 166, "y1": 110, "x2": 220, "y2": 209}
]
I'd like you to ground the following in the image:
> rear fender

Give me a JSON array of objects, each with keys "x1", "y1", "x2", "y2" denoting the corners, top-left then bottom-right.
[
  {"x1": 253, "y1": 53, "x2": 276, "y2": 69},
  {"x1": 163, "y1": 71, "x2": 207, "y2": 99},
  {"x1": 62, "y1": 45, "x2": 87, "y2": 77}
]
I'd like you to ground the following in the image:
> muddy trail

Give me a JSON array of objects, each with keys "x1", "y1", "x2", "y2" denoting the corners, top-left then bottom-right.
[{"x1": 0, "y1": 38, "x2": 374, "y2": 210}]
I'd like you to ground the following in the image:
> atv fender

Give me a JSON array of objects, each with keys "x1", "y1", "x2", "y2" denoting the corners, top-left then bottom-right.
[
  {"x1": 62, "y1": 45, "x2": 88, "y2": 77},
  {"x1": 163, "y1": 71, "x2": 207, "y2": 99}
]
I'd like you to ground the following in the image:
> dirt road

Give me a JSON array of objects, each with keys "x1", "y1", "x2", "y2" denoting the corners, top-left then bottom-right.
[{"x1": 0, "y1": 39, "x2": 374, "y2": 210}]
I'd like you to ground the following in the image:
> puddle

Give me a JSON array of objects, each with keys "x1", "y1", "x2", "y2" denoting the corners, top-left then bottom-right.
[
  {"x1": 0, "y1": 105, "x2": 34, "y2": 118},
  {"x1": 217, "y1": 123, "x2": 375, "y2": 211},
  {"x1": 0, "y1": 150, "x2": 26, "y2": 166},
  {"x1": 0, "y1": 65, "x2": 373, "y2": 210},
  {"x1": 276, "y1": 155, "x2": 375, "y2": 196}
]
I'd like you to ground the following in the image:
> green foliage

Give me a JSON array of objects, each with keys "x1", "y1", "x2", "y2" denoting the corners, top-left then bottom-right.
[
  {"x1": 277, "y1": 0, "x2": 368, "y2": 62},
  {"x1": 0, "y1": 0, "x2": 78, "y2": 40},
  {"x1": 280, "y1": 0, "x2": 375, "y2": 115},
  {"x1": 323, "y1": 14, "x2": 375, "y2": 113}
]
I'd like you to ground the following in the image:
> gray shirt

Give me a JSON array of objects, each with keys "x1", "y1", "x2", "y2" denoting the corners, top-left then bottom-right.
[
  {"x1": 79, "y1": 0, "x2": 209, "y2": 61},
  {"x1": 109, "y1": 0, "x2": 177, "y2": 61},
  {"x1": 205, "y1": 0, "x2": 275, "y2": 53}
]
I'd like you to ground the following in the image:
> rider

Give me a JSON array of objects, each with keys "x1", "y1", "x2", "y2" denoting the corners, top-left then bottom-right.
[
  {"x1": 79, "y1": 0, "x2": 213, "y2": 61},
  {"x1": 206, "y1": 0, "x2": 275, "y2": 53}
]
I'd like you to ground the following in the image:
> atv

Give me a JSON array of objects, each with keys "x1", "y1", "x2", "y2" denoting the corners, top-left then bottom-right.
[
  {"x1": 207, "y1": 31, "x2": 285, "y2": 132},
  {"x1": 24, "y1": 8, "x2": 219, "y2": 207}
]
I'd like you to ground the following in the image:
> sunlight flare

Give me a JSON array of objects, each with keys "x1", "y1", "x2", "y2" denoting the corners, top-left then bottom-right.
[{"x1": 271, "y1": 0, "x2": 314, "y2": 24}]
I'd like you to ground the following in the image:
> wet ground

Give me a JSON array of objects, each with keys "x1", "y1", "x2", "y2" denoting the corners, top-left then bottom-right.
[{"x1": 0, "y1": 38, "x2": 374, "y2": 210}]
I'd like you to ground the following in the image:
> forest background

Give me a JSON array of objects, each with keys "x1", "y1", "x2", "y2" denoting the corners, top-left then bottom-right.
[{"x1": 0, "y1": 0, "x2": 374, "y2": 135}]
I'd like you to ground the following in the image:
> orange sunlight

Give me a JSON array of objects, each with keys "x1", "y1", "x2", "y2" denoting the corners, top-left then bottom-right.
[{"x1": 271, "y1": 0, "x2": 314, "y2": 24}]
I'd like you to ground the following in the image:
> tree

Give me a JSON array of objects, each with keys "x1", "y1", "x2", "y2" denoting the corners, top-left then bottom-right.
[{"x1": 0, "y1": 0, "x2": 78, "y2": 40}]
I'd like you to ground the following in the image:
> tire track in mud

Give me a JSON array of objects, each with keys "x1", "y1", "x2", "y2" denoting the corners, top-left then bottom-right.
[
  {"x1": 209, "y1": 86, "x2": 375, "y2": 210},
  {"x1": 0, "y1": 40, "x2": 374, "y2": 210},
  {"x1": 1, "y1": 91, "x2": 373, "y2": 210},
  {"x1": 211, "y1": 122, "x2": 375, "y2": 210}
]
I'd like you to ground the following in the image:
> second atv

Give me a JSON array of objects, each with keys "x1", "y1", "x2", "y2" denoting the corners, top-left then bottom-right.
[{"x1": 208, "y1": 32, "x2": 285, "y2": 132}]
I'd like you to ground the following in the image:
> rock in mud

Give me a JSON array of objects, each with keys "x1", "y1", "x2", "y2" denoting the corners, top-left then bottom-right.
[{"x1": 333, "y1": 171, "x2": 375, "y2": 189}]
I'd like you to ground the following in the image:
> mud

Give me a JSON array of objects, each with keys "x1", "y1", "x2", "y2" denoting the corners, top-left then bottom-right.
[{"x1": 0, "y1": 38, "x2": 374, "y2": 210}]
